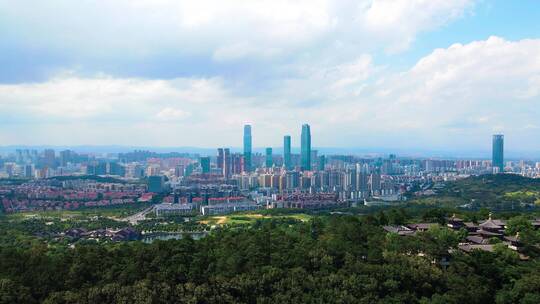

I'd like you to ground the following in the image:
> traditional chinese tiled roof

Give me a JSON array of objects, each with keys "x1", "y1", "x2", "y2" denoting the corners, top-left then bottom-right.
[
  {"x1": 503, "y1": 233, "x2": 521, "y2": 244},
  {"x1": 447, "y1": 213, "x2": 463, "y2": 222},
  {"x1": 407, "y1": 223, "x2": 438, "y2": 231},
  {"x1": 458, "y1": 244, "x2": 494, "y2": 253},
  {"x1": 464, "y1": 222, "x2": 478, "y2": 228},
  {"x1": 477, "y1": 229, "x2": 503, "y2": 237},
  {"x1": 466, "y1": 235, "x2": 489, "y2": 244},
  {"x1": 479, "y1": 214, "x2": 503, "y2": 230},
  {"x1": 382, "y1": 225, "x2": 415, "y2": 236}
]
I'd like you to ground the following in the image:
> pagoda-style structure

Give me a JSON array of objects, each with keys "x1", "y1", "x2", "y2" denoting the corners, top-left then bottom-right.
[{"x1": 476, "y1": 213, "x2": 505, "y2": 240}]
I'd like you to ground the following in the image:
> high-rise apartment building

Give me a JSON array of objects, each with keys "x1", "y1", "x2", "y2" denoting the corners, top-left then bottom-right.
[
  {"x1": 24, "y1": 164, "x2": 33, "y2": 178},
  {"x1": 301, "y1": 124, "x2": 311, "y2": 171},
  {"x1": 174, "y1": 165, "x2": 185, "y2": 178},
  {"x1": 108, "y1": 162, "x2": 126, "y2": 176},
  {"x1": 217, "y1": 148, "x2": 224, "y2": 170},
  {"x1": 223, "y1": 148, "x2": 231, "y2": 178},
  {"x1": 148, "y1": 175, "x2": 166, "y2": 193},
  {"x1": 59, "y1": 150, "x2": 74, "y2": 167},
  {"x1": 492, "y1": 134, "x2": 504, "y2": 173},
  {"x1": 231, "y1": 153, "x2": 243, "y2": 175},
  {"x1": 318, "y1": 155, "x2": 326, "y2": 171},
  {"x1": 243, "y1": 125, "x2": 252, "y2": 172},
  {"x1": 369, "y1": 173, "x2": 381, "y2": 195},
  {"x1": 216, "y1": 148, "x2": 232, "y2": 178},
  {"x1": 283, "y1": 135, "x2": 291, "y2": 170},
  {"x1": 43, "y1": 149, "x2": 56, "y2": 168}
]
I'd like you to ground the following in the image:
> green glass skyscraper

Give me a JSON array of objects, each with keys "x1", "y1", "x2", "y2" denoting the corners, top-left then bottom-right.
[
  {"x1": 492, "y1": 134, "x2": 504, "y2": 173},
  {"x1": 301, "y1": 124, "x2": 311, "y2": 171},
  {"x1": 265, "y1": 147, "x2": 273, "y2": 168},
  {"x1": 243, "y1": 125, "x2": 252, "y2": 172},
  {"x1": 200, "y1": 156, "x2": 210, "y2": 174},
  {"x1": 283, "y1": 135, "x2": 291, "y2": 170}
]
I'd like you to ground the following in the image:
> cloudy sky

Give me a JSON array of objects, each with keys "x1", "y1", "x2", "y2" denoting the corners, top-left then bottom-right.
[{"x1": 0, "y1": 0, "x2": 539, "y2": 152}]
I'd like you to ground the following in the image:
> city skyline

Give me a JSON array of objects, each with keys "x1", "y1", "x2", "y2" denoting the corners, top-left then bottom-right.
[
  {"x1": 0, "y1": 1, "x2": 539, "y2": 150},
  {"x1": 0, "y1": 121, "x2": 526, "y2": 159},
  {"x1": 2, "y1": 2, "x2": 540, "y2": 302}
]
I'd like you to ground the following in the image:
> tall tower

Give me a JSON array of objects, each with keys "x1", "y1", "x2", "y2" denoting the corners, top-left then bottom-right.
[
  {"x1": 492, "y1": 134, "x2": 504, "y2": 173},
  {"x1": 217, "y1": 148, "x2": 224, "y2": 170},
  {"x1": 223, "y1": 148, "x2": 231, "y2": 178},
  {"x1": 301, "y1": 124, "x2": 311, "y2": 171},
  {"x1": 283, "y1": 135, "x2": 291, "y2": 170},
  {"x1": 243, "y1": 125, "x2": 252, "y2": 172},
  {"x1": 265, "y1": 147, "x2": 273, "y2": 168}
]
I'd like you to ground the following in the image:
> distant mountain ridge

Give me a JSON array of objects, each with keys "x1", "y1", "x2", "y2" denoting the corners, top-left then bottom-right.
[{"x1": 0, "y1": 145, "x2": 539, "y2": 159}]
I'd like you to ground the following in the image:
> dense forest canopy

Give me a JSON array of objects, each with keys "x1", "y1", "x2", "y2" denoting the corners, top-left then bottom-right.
[
  {"x1": 1, "y1": 214, "x2": 540, "y2": 304},
  {"x1": 1, "y1": 174, "x2": 540, "y2": 303}
]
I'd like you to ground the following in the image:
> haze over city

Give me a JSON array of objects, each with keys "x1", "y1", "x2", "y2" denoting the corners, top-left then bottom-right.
[{"x1": 1, "y1": 0, "x2": 540, "y2": 153}]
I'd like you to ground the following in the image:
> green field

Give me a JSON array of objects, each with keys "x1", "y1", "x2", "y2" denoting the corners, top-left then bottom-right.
[{"x1": 199, "y1": 212, "x2": 313, "y2": 226}]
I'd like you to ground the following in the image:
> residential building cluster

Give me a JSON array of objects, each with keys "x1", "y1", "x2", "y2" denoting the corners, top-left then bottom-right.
[{"x1": 0, "y1": 179, "x2": 146, "y2": 212}]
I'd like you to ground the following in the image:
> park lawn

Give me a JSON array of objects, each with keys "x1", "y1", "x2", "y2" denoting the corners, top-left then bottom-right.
[
  {"x1": 199, "y1": 215, "x2": 259, "y2": 226},
  {"x1": 279, "y1": 213, "x2": 312, "y2": 222},
  {"x1": 199, "y1": 212, "x2": 312, "y2": 226},
  {"x1": 504, "y1": 190, "x2": 539, "y2": 199}
]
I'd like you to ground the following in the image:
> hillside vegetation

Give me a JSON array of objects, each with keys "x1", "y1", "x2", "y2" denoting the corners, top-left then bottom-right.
[{"x1": 416, "y1": 174, "x2": 540, "y2": 210}]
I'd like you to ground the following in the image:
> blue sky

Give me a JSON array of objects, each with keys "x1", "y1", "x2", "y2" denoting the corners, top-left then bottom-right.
[{"x1": 0, "y1": 0, "x2": 539, "y2": 153}]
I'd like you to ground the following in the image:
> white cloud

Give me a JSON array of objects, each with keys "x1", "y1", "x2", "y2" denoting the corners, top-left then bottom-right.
[
  {"x1": 359, "y1": 36, "x2": 540, "y2": 148},
  {"x1": 386, "y1": 36, "x2": 540, "y2": 106},
  {"x1": 0, "y1": 0, "x2": 475, "y2": 64},
  {"x1": 212, "y1": 42, "x2": 283, "y2": 62},
  {"x1": 155, "y1": 107, "x2": 191, "y2": 121},
  {"x1": 1, "y1": 36, "x2": 539, "y2": 151},
  {"x1": 0, "y1": 75, "x2": 231, "y2": 122},
  {"x1": 361, "y1": 0, "x2": 474, "y2": 52}
]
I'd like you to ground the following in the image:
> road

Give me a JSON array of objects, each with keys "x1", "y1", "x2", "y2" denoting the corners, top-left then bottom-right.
[{"x1": 122, "y1": 206, "x2": 155, "y2": 225}]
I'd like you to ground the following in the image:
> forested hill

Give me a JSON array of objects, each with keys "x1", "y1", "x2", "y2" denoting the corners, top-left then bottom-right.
[
  {"x1": 444, "y1": 174, "x2": 540, "y2": 195},
  {"x1": 424, "y1": 174, "x2": 540, "y2": 209},
  {"x1": 1, "y1": 216, "x2": 539, "y2": 303}
]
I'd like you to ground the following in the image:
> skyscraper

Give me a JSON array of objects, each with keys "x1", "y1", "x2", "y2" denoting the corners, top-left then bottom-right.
[
  {"x1": 492, "y1": 134, "x2": 504, "y2": 173},
  {"x1": 231, "y1": 153, "x2": 243, "y2": 174},
  {"x1": 265, "y1": 147, "x2": 273, "y2": 168},
  {"x1": 283, "y1": 135, "x2": 291, "y2": 170},
  {"x1": 318, "y1": 155, "x2": 326, "y2": 171},
  {"x1": 223, "y1": 148, "x2": 231, "y2": 178},
  {"x1": 43, "y1": 149, "x2": 56, "y2": 168},
  {"x1": 243, "y1": 124, "x2": 252, "y2": 172},
  {"x1": 200, "y1": 157, "x2": 211, "y2": 174},
  {"x1": 148, "y1": 175, "x2": 166, "y2": 193},
  {"x1": 59, "y1": 150, "x2": 74, "y2": 167},
  {"x1": 369, "y1": 173, "x2": 381, "y2": 195},
  {"x1": 217, "y1": 148, "x2": 224, "y2": 170},
  {"x1": 301, "y1": 124, "x2": 311, "y2": 171}
]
